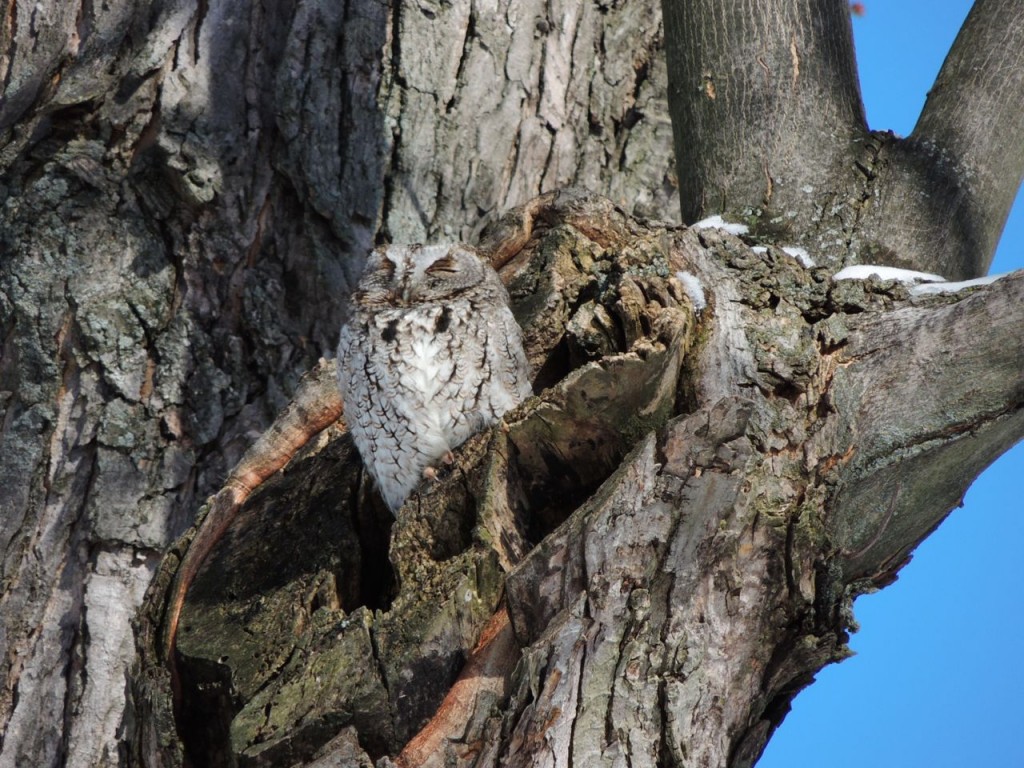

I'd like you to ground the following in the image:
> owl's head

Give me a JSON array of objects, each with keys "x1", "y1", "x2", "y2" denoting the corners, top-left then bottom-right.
[{"x1": 355, "y1": 244, "x2": 496, "y2": 307}]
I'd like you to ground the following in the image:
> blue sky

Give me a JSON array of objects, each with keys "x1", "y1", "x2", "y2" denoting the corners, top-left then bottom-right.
[{"x1": 757, "y1": 2, "x2": 1024, "y2": 767}]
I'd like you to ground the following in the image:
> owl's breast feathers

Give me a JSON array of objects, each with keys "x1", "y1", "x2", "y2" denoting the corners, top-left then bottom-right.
[{"x1": 337, "y1": 244, "x2": 531, "y2": 513}]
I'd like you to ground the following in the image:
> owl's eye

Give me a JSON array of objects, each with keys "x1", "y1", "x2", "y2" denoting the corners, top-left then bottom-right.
[{"x1": 425, "y1": 255, "x2": 459, "y2": 274}]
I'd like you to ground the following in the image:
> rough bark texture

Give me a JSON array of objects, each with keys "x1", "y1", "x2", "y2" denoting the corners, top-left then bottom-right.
[
  {"x1": 133, "y1": 192, "x2": 1024, "y2": 767},
  {"x1": 2, "y1": 0, "x2": 1023, "y2": 767},
  {"x1": 133, "y1": 192, "x2": 699, "y2": 765},
  {"x1": 0, "y1": 1, "x2": 672, "y2": 765}
]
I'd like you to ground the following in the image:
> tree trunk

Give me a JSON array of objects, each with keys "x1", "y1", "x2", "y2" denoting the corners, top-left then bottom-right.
[
  {"x1": 131, "y1": 189, "x2": 1024, "y2": 767},
  {"x1": 0, "y1": 1, "x2": 671, "y2": 765},
  {"x1": 2, "y1": 1, "x2": 1022, "y2": 768}
]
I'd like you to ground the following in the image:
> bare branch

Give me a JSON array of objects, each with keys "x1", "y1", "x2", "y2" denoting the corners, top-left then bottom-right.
[
  {"x1": 911, "y1": 0, "x2": 1024, "y2": 276},
  {"x1": 828, "y1": 271, "x2": 1024, "y2": 579},
  {"x1": 661, "y1": 0, "x2": 865, "y2": 224}
]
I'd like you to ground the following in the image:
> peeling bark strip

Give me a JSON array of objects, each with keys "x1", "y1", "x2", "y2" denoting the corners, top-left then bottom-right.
[
  {"x1": 160, "y1": 359, "x2": 344, "y2": 661},
  {"x1": 394, "y1": 607, "x2": 518, "y2": 768},
  {"x1": 130, "y1": 192, "x2": 1024, "y2": 766}
]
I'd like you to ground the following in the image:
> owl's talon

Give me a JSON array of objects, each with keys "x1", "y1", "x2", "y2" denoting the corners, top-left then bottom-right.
[
  {"x1": 442, "y1": 450, "x2": 456, "y2": 465},
  {"x1": 423, "y1": 466, "x2": 439, "y2": 481},
  {"x1": 499, "y1": 419, "x2": 511, "y2": 434}
]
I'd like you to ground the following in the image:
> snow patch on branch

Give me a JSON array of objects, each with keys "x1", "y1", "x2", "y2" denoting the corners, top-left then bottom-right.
[
  {"x1": 782, "y1": 246, "x2": 816, "y2": 268},
  {"x1": 676, "y1": 271, "x2": 706, "y2": 312},
  {"x1": 909, "y1": 274, "x2": 1006, "y2": 296},
  {"x1": 833, "y1": 264, "x2": 1008, "y2": 297},
  {"x1": 833, "y1": 265, "x2": 946, "y2": 283},
  {"x1": 692, "y1": 215, "x2": 749, "y2": 236}
]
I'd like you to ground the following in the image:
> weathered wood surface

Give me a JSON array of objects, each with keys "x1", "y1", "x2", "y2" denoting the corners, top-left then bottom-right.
[{"x1": 132, "y1": 192, "x2": 1023, "y2": 766}]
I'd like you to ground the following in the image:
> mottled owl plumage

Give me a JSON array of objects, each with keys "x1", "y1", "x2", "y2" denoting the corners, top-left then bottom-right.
[{"x1": 336, "y1": 243, "x2": 532, "y2": 513}]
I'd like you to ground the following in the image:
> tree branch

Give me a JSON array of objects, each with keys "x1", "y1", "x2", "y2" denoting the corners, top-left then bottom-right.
[
  {"x1": 661, "y1": 0, "x2": 865, "y2": 224},
  {"x1": 827, "y1": 271, "x2": 1024, "y2": 579},
  {"x1": 911, "y1": 0, "x2": 1024, "y2": 276}
]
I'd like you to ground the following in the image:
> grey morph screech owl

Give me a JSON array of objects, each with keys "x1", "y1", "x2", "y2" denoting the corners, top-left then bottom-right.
[{"x1": 336, "y1": 243, "x2": 532, "y2": 513}]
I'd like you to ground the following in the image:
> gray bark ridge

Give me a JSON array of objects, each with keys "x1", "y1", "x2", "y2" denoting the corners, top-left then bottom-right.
[{"x1": 380, "y1": 0, "x2": 676, "y2": 242}]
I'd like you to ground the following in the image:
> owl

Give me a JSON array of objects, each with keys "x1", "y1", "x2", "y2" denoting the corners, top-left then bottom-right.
[{"x1": 336, "y1": 243, "x2": 532, "y2": 513}]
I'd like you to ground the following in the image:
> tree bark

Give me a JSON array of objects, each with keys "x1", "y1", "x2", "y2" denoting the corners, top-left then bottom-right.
[
  {"x1": 2, "y1": 1, "x2": 1023, "y2": 768},
  {"x1": 0, "y1": 1, "x2": 671, "y2": 766},
  {"x1": 662, "y1": 0, "x2": 865, "y2": 228}
]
